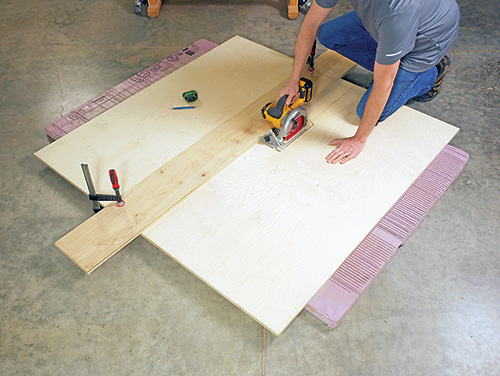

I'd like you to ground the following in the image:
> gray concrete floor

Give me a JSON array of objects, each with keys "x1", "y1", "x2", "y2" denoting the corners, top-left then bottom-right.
[{"x1": 1, "y1": 0, "x2": 499, "y2": 375}]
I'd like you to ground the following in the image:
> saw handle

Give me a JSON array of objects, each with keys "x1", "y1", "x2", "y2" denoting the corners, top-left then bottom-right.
[
  {"x1": 267, "y1": 95, "x2": 289, "y2": 119},
  {"x1": 266, "y1": 87, "x2": 308, "y2": 120},
  {"x1": 261, "y1": 77, "x2": 313, "y2": 126}
]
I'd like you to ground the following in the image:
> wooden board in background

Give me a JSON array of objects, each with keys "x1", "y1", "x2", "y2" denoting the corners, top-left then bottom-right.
[
  {"x1": 143, "y1": 80, "x2": 459, "y2": 335},
  {"x1": 288, "y1": 0, "x2": 299, "y2": 19}
]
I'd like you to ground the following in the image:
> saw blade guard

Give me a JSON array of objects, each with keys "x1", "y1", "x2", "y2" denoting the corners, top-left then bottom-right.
[{"x1": 280, "y1": 106, "x2": 308, "y2": 140}]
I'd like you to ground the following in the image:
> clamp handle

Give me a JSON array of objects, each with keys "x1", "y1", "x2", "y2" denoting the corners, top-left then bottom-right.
[
  {"x1": 109, "y1": 169, "x2": 125, "y2": 207},
  {"x1": 109, "y1": 169, "x2": 120, "y2": 190}
]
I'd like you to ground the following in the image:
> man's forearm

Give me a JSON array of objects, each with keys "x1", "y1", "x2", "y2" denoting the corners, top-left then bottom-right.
[
  {"x1": 280, "y1": 3, "x2": 331, "y2": 102},
  {"x1": 355, "y1": 83, "x2": 393, "y2": 142},
  {"x1": 290, "y1": 21, "x2": 318, "y2": 81},
  {"x1": 289, "y1": 3, "x2": 331, "y2": 81},
  {"x1": 354, "y1": 60, "x2": 400, "y2": 142}
]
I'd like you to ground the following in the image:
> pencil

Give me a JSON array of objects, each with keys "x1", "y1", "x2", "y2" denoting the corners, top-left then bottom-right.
[{"x1": 172, "y1": 106, "x2": 196, "y2": 110}]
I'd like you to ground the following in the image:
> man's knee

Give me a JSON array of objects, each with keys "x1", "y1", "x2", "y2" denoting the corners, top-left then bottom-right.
[
  {"x1": 356, "y1": 100, "x2": 365, "y2": 119},
  {"x1": 356, "y1": 94, "x2": 390, "y2": 122},
  {"x1": 317, "y1": 19, "x2": 343, "y2": 51},
  {"x1": 317, "y1": 23, "x2": 329, "y2": 48}
]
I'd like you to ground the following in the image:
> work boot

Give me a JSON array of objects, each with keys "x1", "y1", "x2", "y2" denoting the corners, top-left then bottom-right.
[{"x1": 413, "y1": 55, "x2": 451, "y2": 102}]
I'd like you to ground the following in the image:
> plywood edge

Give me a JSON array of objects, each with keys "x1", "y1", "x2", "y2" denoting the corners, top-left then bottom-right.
[
  {"x1": 167, "y1": 35, "x2": 290, "y2": 80},
  {"x1": 297, "y1": 129, "x2": 461, "y2": 329},
  {"x1": 34, "y1": 152, "x2": 96, "y2": 201},
  {"x1": 402, "y1": 105, "x2": 460, "y2": 134},
  {"x1": 142, "y1": 234, "x2": 282, "y2": 336}
]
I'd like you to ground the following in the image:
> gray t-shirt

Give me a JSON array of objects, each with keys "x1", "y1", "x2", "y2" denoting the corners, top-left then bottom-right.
[{"x1": 315, "y1": 0, "x2": 460, "y2": 72}]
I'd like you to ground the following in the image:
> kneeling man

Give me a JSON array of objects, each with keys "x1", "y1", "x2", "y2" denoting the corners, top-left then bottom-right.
[{"x1": 280, "y1": 0, "x2": 460, "y2": 164}]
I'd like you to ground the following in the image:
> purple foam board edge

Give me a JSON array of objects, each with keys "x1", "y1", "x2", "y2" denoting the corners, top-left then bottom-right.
[
  {"x1": 45, "y1": 39, "x2": 218, "y2": 140},
  {"x1": 305, "y1": 145, "x2": 469, "y2": 329}
]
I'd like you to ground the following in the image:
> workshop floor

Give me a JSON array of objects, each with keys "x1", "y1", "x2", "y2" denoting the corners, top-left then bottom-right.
[{"x1": 1, "y1": 0, "x2": 499, "y2": 375}]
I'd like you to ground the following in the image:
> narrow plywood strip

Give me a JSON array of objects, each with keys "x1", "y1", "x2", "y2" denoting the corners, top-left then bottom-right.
[
  {"x1": 52, "y1": 47, "x2": 356, "y2": 273},
  {"x1": 143, "y1": 81, "x2": 459, "y2": 335}
]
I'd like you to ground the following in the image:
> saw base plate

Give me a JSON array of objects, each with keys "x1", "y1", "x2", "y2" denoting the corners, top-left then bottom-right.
[{"x1": 260, "y1": 120, "x2": 315, "y2": 152}]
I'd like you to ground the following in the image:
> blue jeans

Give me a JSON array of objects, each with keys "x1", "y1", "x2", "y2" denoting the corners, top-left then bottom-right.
[{"x1": 317, "y1": 11, "x2": 438, "y2": 122}]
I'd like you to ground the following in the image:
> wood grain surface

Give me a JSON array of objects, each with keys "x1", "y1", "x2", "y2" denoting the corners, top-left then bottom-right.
[
  {"x1": 143, "y1": 81, "x2": 459, "y2": 335},
  {"x1": 36, "y1": 36, "x2": 355, "y2": 273},
  {"x1": 34, "y1": 36, "x2": 292, "y2": 198}
]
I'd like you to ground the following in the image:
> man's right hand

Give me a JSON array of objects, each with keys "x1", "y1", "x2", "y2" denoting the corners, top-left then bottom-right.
[{"x1": 279, "y1": 79, "x2": 300, "y2": 106}]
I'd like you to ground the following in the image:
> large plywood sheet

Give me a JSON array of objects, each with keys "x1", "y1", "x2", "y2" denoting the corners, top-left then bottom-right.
[
  {"x1": 143, "y1": 80, "x2": 459, "y2": 335},
  {"x1": 35, "y1": 36, "x2": 356, "y2": 273},
  {"x1": 34, "y1": 36, "x2": 292, "y2": 196}
]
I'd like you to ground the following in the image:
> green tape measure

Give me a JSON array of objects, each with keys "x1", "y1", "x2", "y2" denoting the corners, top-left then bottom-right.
[{"x1": 182, "y1": 90, "x2": 198, "y2": 103}]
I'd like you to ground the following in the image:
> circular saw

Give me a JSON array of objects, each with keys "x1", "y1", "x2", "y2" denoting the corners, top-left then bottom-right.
[{"x1": 261, "y1": 77, "x2": 313, "y2": 151}]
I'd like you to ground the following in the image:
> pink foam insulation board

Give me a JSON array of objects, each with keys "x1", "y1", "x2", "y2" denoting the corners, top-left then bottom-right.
[
  {"x1": 306, "y1": 145, "x2": 469, "y2": 328},
  {"x1": 45, "y1": 39, "x2": 218, "y2": 140}
]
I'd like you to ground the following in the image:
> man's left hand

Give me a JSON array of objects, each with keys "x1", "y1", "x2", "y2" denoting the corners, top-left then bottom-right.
[{"x1": 326, "y1": 136, "x2": 366, "y2": 164}]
